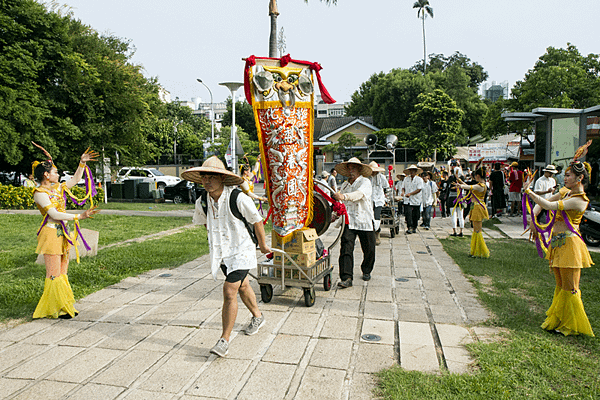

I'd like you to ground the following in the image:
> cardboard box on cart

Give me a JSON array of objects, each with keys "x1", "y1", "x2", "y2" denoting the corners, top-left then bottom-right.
[
  {"x1": 271, "y1": 228, "x2": 318, "y2": 254},
  {"x1": 273, "y1": 251, "x2": 317, "y2": 268}
]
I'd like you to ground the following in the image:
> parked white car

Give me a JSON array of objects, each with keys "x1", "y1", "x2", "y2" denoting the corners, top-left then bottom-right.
[
  {"x1": 59, "y1": 171, "x2": 85, "y2": 185},
  {"x1": 114, "y1": 167, "x2": 181, "y2": 189}
]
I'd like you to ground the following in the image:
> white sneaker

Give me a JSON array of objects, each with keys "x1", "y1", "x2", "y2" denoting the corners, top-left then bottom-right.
[
  {"x1": 245, "y1": 315, "x2": 265, "y2": 335},
  {"x1": 210, "y1": 338, "x2": 229, "y2": 357}
]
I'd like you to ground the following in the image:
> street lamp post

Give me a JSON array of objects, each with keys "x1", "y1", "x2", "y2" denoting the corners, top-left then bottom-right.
[
  {"x1": 219, "y1": 81, "x2": 244, "y2": 173},
  {"x1": 174, "y1": 120, "x2": 183, "y2": 176},
  {"x1": 196, "y1": 78, "x2": 214, "y2": 143}
]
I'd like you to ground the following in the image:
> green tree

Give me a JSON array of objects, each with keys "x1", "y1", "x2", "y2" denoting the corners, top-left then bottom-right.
[
  {"x1": 512, "y1": 44, "x2": 600, "y2": 111},
  {"x1": 208, "y1": 126, "x2": 259, "y2": 168},
  {"x1": 345, "y1": 71, "x2": 385, "y2": 117},
  {"x1": 323, "y1": 131, "x2": 359, "y2": 160},
  {"x1": 371, "y1": 69, "x2": 434, "y2": 129},
  {"x1": 221, "y1": 98, "x2": 257, "y2": 141},
  {"x1": 482, "y1": 97, "x2": 510, "y2": 140},
  {"x1": 413, "y1": 0, "x2": 433, "y2": 74},
  {"x1": 411, "y1": 52, "x2": 488, "y2": 89},
  {"x1": 408, "y1": 89, "x2": 464, "y2": 159}
]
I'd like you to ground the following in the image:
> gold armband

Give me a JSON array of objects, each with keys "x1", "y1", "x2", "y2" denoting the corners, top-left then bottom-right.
[
  {"x1": 79, "y1": 162, "x2": 86, "y2": 169},
  {"x1": 74, "y1": 215, "x2": 79, "y2": 222},
  {"x1": 558, "y1": 200, "x2": 564, "y2": 211},
  {"x1": 525, "y1": 188, "x2": 532, "y2": 195}
]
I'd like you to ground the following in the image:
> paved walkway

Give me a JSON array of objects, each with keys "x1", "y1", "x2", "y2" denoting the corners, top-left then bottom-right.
[{"x1": 0, "y1": 215, "x2": 498, "y2": 400}]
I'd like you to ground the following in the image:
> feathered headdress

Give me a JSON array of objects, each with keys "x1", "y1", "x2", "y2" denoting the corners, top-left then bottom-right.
[
  {"x1": 571, "y1": 140, "x2": 593, "y2": 176},
  {"x1": 31, "y1": 142, "x2": 55, "y2": 177}
]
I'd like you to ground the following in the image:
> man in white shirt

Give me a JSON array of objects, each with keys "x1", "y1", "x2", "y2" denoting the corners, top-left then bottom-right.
[
  {"x1": 332, "y1": 158, "x2": 375, "y2": 288},
  {"x1": 534, "y1": 164, "x2": 557, "y2": 222},
  {"x1": 186, "y1": 156, "x2": 271, "y2": 357},
  {"x1": 327, "y1": 168, "x2": 338, "y2": 192},
  {"x1": 420, "y1": 171, "x2": 437, "y2": 230},
  {"x1": 401, "y1": 165, "x2": 424, "y2": 234},
  {"x1": 395, "y1": 173, "x2": 405, "y2": 215},
  {"x1": 369, "y1": 161, "x2": 389, "y2": 245}
]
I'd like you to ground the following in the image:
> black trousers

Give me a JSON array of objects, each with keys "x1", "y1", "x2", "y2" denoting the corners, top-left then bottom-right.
[
  {"x1": 339, "y1": 225, "x2": 375, "y2": 281},
  {"x1": 405, "y1": 204, "x2": 420, "y2": 230}
]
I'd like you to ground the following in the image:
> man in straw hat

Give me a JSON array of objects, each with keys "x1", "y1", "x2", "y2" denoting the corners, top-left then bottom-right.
[
  {"x1": 534, "y1": 164, "x2": 558, "y2": 221},
  {"x1": 369, "y1": 161, "x2": 389, "y2": 245},
  {"x1": 332, "y1": 157, "x2": 375, "y2": 287},
  {"x1": 401, "y1": 165, "x2": 424, "y2": 234},
  {"x1": 395, "y1": 173, "x2": 406, "y2": 215},
  {"x1": 185, "y1": 156, "x2": 271, "y2": 357}
]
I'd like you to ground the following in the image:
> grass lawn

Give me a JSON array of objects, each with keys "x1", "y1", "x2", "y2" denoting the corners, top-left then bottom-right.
[
  {"x1": 0, "y1": 213, "x2": 206, "y2": 321},
  {"x1": 378, "y1": 237, "x2": 600, "y2": 399},
  {"x1": 97, "y1": 201, "x2": 195, "y2": 211}
]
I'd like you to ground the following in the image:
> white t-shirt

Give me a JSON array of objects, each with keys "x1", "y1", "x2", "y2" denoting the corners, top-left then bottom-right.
[
  {"x1": 371, "y1": 173, "x2": 389, "y2": 207},
  {"x1": 534, "y1": 175, "x2": 556, "y2": 200},
  {"x1": 340, "y1": 175, "x2": 374, "y2": 231},
  {"x1": 193, "y1": 186, "x2": 263, "y2": 279},
  {"x1": 403, "y1": 175, "x2": 424, "y2": 206},
  {"x1": 421, "y1": 180, "x2": 438, "y2": 207}
]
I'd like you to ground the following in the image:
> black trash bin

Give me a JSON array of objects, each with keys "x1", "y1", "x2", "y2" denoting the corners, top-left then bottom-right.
[
  {"x1": 111, "y1": 183, "x2": 123, "y2": 199},
  {"x1": 137, "y1": 182, "x2": 151, "y2": 199},
  {"x1": 123, "y1": 180, "x2": 138, "y2": 199}
]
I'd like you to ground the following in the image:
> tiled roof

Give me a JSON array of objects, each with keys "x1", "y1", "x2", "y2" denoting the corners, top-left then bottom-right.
[{"x1": 314, "y1": 116, "x2": 374, "y2": 141}]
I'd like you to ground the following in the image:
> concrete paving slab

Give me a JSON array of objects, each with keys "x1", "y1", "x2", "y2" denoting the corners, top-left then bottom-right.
[
  {"x1": 354, "y1": 342, "x2": 396, "y2": 373},
  {"x1": 122, "y1": 389, "x2": 176, "y2": 400},
  {"x1": 139, "y1": 354, "x2": 207, "y2": 394},
  {"x1": 100, "y1": 304, "x2": 154, "y2": 324},
  {"x1": 97, "y1": 324, "x2": 161, "y2": 351},
  {"x1": 136, "y1": 325, "x2": 195, "y2": 353},
  {"x1": 400, "y1": 343, "x2": 439, "y2": 373},
  {"x1": 10, "y1": 380, "x2": 77, "y2": 400},
  {"x1": 320, "y1": 315, "x2": 358, "y2": 340},
  {"x1": 91, "y1": 349, "x2": 164, "y2": 387},
  {"x1": 81, "y1": 287, "x2": 123, "y2": 303},
  {"x1": 328, "y1": 299, "x2": 360, "y2": 317},
  {"x1": 22, "y1": 320, "x2": 91, "y2": 345},
  {"x1": 333, "y1": 286, "x2": 362, "y2": 300},
  {"x1": 279, "y1": 312, "x2": 320, "y2": 336},
  {"x1": 176, "y1": 328, "x2": 222, "y2": 357},
  {"x1": 46, "y1": 347, "x2": 123, "y2": 383},
  {"x1": 429, "y1": 305, "x2": 465, "y2": 324},
  {"x1": 399, "y1": 321, "x2": 435, "y2": 347},
  {"x1": 294, "y1": 366, "x2": 346, "y2": 400},
  {"x1": 361, "y1": 319, "x2": 395, "y2": 345},
  {"x1": 363, "y1": 301, "x2": 394, "y2": 321},
  {"x1": 262, "y1": 334, "x2": 310, "y2": 364},
  {"x1": 443, "y1": 345, "x2": 473, "y2": 374},
  {"x1": 365, "y1": 286, "x2": 393, "y2": 303},
  {"x1": 65, "y1": 382, "x2": 125, "y2": 400},
  {"x1": 237, "y1": 361, "x2": 296, "y2": 400},
  {"x1": 397, "y1": 305, "x2": 429, "y2": 323},
  {"x1": 436, "y1": 324, "x2": 474, "y2": 348},
  {"x1": 186, "y1": 358, "x2": 251, "y2": 398},
  {"x1": 73, "y1": 303, "x2": 120, "y2": 322},
  {"x1": 349, "y1": 372, "x2": 377, "y2": 400},
  {"x1": 0, "y1": 343, "x2": 47, "y2": 374},
  {"x1": 308, "y1": 338, "x2": 353, "y2": 370},
  {"x1": 0, "y1": 319, "x2": 56, "y2": 342},
  {"x1": 5, "y1": 345, "x2": 83, "y2": 379},
  {"x1": 59, "y1": 322, "x2": 125, "y2": 347},
  {"x1": 170, "y1": 307, "x2": 219, "y2": 327},
  {"x1": 0, "y1": 377, "x2": 30, "y2": 398}
]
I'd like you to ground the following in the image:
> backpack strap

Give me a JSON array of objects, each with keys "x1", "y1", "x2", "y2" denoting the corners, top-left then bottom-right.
[
  {"x1": 200, "y1": 189, "x2": 208, "y2": 216},
  {"x1": 229, "y1": 188, "x2": 259, "y2": 245}
]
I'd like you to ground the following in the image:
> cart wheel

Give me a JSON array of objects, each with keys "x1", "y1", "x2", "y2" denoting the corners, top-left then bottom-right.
[
  {"x1": 390, "y1": 228, "x2": 396, "y2": 238},
  {"x1": 304, "y1": 287, "x2": 316, "y2": 307},
  {"x1": 260, "y1": 284, "x2": 273, "y2": 303},
  {"x1": 395, "y1": 226, "x2": 400, "y2": 234},
  {"x1": 323, "y1": 273, "x2": 332, "y2": 291}
]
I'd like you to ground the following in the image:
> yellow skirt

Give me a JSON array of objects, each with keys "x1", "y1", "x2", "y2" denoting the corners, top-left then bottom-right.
[
  {"x1": 545, "y1": 235, "x2": 593, "y2": 269},
  {"x1": 470, "y1": 231, "x2": 490, "y2": 258},
  {"x1": 36, "y1": 224, "x2": 70, "y2": 256},
  {"x1": 469, "y1": 203, "x2": 489, "y2": 222},
  {"x1": 33, "y1": 275, "x2": 78, "y2": 319},
  {"x1": 541, "y1": 288, "x2": 594, "y2": 336}
]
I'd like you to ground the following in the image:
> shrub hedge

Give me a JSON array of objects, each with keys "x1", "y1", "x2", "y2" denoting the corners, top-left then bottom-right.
[{"x1": 0, "y1": 184, "x2": 104, "y2": 210}]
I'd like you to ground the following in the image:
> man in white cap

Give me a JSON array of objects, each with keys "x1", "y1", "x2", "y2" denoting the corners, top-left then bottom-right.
[
  {"x1": 369, "y1": 161, "x2": 389, "y2": 245},
  {"x1": 401, "y1": 165, "x2": 424, "y2": 234},
  {"x1": 184, "y1": 156, "x2": 271, "y2": 357},
  {"x1": 332, "y1": 158, "x2": 375, "y2": 287},
  {"x1": 534, "y1": 164, "x2": 557, "y2": 221}
]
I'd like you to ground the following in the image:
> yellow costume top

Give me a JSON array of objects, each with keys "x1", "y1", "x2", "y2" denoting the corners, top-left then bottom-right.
[
  {"x1": 555, "y1": 188, "x2": 588, "y2": 225},
  {"x1": 469, "y1": 183, "x2": 489, "y2": 221},
  {"x1": 243, "y1": 176, "x2": 255, "y2": 194},
  {"x1": 34, "y1": 183, "x2": 67, "y2": 216}
]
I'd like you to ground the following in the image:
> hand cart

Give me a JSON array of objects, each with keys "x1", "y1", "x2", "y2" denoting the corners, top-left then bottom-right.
[
  {"x1": 381, "y1": 201, "x2": 401, "y2": 238},
  {"x1": 255, "y1": 182, "x2": 345, "y2": 307}
]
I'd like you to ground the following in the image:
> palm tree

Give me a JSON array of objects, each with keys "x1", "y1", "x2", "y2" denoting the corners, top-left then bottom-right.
[
  {"x1": 413, "y1": 0, "x2": 433, "y2": 74},
  {"x1": 269, "y1": 0, "x2": 337, "y2": 58}
]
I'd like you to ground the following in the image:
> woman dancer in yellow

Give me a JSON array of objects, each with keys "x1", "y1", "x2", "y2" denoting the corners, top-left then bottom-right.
[
  {"x1": 32, "y1": 143, "x2": 99, "y2": 319},
  {"x1": 523, "y1": 151, "x2": 594, "y2": 336},
  {"x1": 456, "y1": 166, "x2": 490, "y2": 258},
  {"x1": 240, "y1": 162, "x2": 268, "y2": 203}
]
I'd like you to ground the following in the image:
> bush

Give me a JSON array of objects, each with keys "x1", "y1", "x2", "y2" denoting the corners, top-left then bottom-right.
[{"x1": 0, "y1": 184, "x2": 103, "y2": 210}]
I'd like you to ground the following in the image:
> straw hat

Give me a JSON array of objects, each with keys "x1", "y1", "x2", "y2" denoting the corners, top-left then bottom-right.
[
  {"x1": 510, "y1": 161, "x2": 518, "y2": 167},
  {"x1": 181, "y1": 156, "x2": 244, "y2": 186},
  {"x1": 368, "y1": 161, "x2": 385, "y2": 174},
  {"x1": 335, "y1": 157, "x2": 372, "y2": 178},
  {"x1": 403, "y1": 164, "x2": 423, "y2": 175},
  {"x1": 542, "y1": 164, "x2": 558, "y2": 174},
  {"x1": 396, "y1": 173, "x2": 406, "y2": 179}
]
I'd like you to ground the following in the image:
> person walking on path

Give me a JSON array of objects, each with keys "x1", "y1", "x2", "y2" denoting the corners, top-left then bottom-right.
[
  {"x1": 489, "y1": 162, "x2": 507, "y2": 217},
  {"x1": 455, "y1": 166, "x2": 490, "y2": 258},
  {"x1": 508, "y1": 161, "x2": 524, "y2": 216},
  {"x1": 438, "y1": 170, "x2": 450, "y2": 218},
  {"x1": 523, "y1": 148, "x2": 594, "y2": 337},
  {"x1": 420, "y1": 171, "x2": 437, "y2": 230},
  {"x1": 327, "y1": 168, "x2": 338, "y2": 192},
  {"x1": 186, "y1": 156, "x2": 272, "y2": 357},
  {"x1": 533, "y1": 164, "x2": 558, "y2": 222},
  {"x1": 332, "y1": 158, "x2": 374, "y2": 288},
  {"x1": 401, "y1": 165, "x2": 424, "y2": 234},
  {"x1": 448, "y1": 160, "x2": 464, "y2": 237},
  {"x1": 31, "y1": 143, "x2": 100, "y2": 319},
  {"x1": 369, "y1": 161, "x2": 388, "y2": 245},
  {"x1": 395, "y1": 173, "x2": 406, "y2": 215}
]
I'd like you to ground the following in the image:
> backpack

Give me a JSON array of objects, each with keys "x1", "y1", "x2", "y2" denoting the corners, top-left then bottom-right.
[{"x1": 200, "y1": 188, "x2": 259, "y2": 246}]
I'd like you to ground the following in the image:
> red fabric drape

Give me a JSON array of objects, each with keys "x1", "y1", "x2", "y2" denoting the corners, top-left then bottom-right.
[
  {"x1": 244, "y1": 54, "x2": 336, "y2": 105},
  {"x1": 314, "y1": 185, "x2": 348, "y2": 225}
]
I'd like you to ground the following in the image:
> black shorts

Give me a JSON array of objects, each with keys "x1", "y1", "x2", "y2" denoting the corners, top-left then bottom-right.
[{"x1": 220, "y1": 264, "x2": 249, "y2": 283}]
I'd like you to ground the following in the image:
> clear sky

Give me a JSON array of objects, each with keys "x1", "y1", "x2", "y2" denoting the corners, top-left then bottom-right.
[{"x1": 60, "y1": 0, "x2": 600, "y2": 107}]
